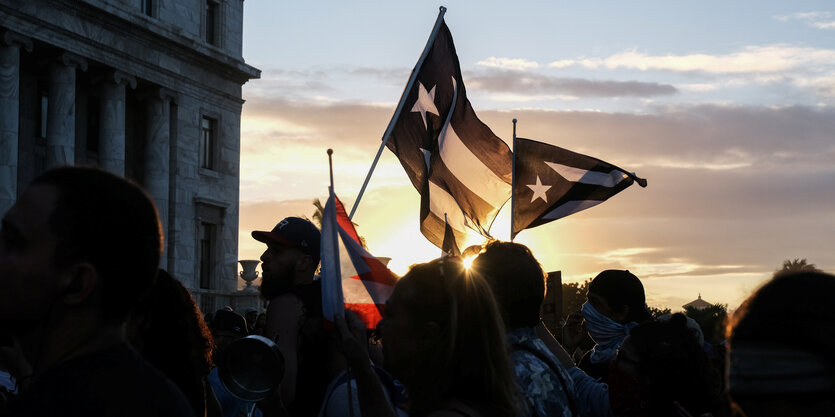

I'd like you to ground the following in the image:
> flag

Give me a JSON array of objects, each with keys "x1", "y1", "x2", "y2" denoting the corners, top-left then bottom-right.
[
  {"x1": 321, "y1": 191, "x2": 399, "y2": 329},
  {"x1": 511, "y1": 137, "x2": 647, "y2": 239},
  {"x1": 386, "y1": 20, "x2": 512, "y2": 251},
  {"x1": 441, "y1": 214, "x2": 461, "y2": 256}
]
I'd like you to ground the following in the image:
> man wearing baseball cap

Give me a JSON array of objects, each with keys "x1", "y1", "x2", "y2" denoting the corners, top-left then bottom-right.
[{"x1": 252, "y1": 217, "x2": 329, "y2": 416}]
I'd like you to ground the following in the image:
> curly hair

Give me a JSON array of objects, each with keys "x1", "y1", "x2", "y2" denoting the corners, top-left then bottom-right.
[{"x1": 128, "y1": 269, "x2": 214, "y2": 415}]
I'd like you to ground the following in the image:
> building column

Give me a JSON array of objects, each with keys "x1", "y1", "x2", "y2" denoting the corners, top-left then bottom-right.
[
  {"x1": 98, "y1": 70, "x2": 136, "y2": 176},
  {"x1": 0, "y1": 31, "x2": 32, "y2": 215},
  {"x1": 46, "y1": 52, "x2": 87, "y2": 168},
  {"x1": 144, "y1": 88, "x2": 176, "y2": 269}
]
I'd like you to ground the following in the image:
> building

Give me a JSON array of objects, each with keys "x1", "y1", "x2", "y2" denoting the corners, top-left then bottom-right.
[
  {"x1": 682, "y1": 294, "x2": 713, "y2": 311},
  {"x1": 0, "y1": 0, "x2": 260, "y2": 313}
]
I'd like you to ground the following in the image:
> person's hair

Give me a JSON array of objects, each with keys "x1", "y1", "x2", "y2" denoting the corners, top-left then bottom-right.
[
  {"x1": 128, "y1": 269, "x2": 214, "y2": 416},
  {"x1": 33, "y1": 167, "x2": 162, "y2": 321},
  {"x1": 726, "y1": 271, "x2": 835, "y2": 405},
  {"x1": 588, "y1": 269, "x2": 651, "y2": 323},
  {"x1": 471, "y1": 241, "x2": 545, "y2": 329},
  {"x1": 399, "y1": 257, "x2": 519, "y2": 417},
  {"x1": 625, "y1": 313, "x2": 717, "y2": 416}
]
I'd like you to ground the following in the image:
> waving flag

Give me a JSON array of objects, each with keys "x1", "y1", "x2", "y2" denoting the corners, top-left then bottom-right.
[
  {"x1": 321, "y1": 192, "x2": 399, "y2": 329},
  {"x1": 511, "y1": 137, "x2": 647, "y2": 239},
  {"x1": 385, "y1": 19, "x2": 512, "y2": 250}
]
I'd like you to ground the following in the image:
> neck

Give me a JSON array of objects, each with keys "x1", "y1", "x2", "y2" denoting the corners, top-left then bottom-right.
[{"x1": 28, "y1": 314, "x2": 126, "y2": 385}]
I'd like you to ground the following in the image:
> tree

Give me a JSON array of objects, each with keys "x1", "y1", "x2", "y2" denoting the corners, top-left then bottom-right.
[
  {"x1": 648, "y1": 306, "x2": 672, "y2": 319},
  {"x1": 309, "y1": 198, "x2": 367, "y2": 248},
  {"x1": 684, "y1": 304, "x2": 728, "y2": 346},
  {"x1": 561, "y1": 279, "x2": 590, "y2": 317},
  {"x1": 777, "y1": 258, "x2": 822, "y2": 275}
]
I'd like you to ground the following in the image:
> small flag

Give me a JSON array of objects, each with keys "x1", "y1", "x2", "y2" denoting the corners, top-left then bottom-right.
[
  {"x1": 320, "y1": 192, "x2": 399, "y2": 329},
  {"x1": 512, "y1": 137, "x2": 646, "y2": 239},
  {"x1": 386, "y1": 20, "x2": 512, "y2": 251}
]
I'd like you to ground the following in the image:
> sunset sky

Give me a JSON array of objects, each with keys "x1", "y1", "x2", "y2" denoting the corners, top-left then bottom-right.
[{"x1": 236, "y1": 1, "x2": 835, "y2": 311}]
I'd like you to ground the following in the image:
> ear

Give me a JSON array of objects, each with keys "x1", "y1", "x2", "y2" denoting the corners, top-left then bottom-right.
[
  {"x1": 416, "y1": 321, "x2": 441, "y2": 351},
  {"x1": 59, "y1": 262, "x2": 98, "y2": 305},
  {"x1": 295, "y1": 253, "x2": 315, "y2": 272}
]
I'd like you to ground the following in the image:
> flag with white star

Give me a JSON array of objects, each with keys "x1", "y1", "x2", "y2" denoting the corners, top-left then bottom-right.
[
  {"x1": 386, "y1": 21, "x2": 512, "y2": 250},
  {"x1": 511, "y1": 137, "x2": 647, "y2": 239}
]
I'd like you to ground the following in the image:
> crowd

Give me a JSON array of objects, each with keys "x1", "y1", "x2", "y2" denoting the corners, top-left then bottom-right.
[{"x1": 0, "y1": 166, "x2": 833, "y2": 417}]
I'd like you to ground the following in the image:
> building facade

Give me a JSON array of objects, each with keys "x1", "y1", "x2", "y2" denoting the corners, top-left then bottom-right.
[{"x1": 0, "y1": 0, "x2": 260, "y2": 313}]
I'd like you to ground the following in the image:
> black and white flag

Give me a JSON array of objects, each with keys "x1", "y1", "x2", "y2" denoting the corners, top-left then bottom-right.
[
  {"x1": 386, "y1": 21, "x2": 512, "y2": 249},
  {"x1": 511, "y1": 138, "x2": 646, "y2": 239}
]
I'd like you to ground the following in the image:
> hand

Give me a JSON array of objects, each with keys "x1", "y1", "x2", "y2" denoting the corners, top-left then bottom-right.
[
  {"x1": 335, "y1": 309, "x2": 370, "y2": 366},
  {"x1": 561, "y1": 312, "x2": 586, "y2": 351}
]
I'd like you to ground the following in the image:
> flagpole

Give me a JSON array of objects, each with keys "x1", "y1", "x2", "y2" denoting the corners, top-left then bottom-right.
[
  {"x1": 349, "y1": 6, "x2": 448, "y2": 220},
  {"x1": 327, "y1": 149, "x2": 355, "y2": 417},
  {"x1": 510, "y1": 118, "x2": 517, "y2": 242}
]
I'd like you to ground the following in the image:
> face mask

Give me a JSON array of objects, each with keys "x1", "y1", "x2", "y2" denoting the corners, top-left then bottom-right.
[{"x1": 581, "y1": 301, "x2": 637, "y2": 363}]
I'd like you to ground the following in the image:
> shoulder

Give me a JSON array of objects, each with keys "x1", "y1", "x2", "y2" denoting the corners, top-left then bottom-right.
[{"x1": 15, "y1": 344, "x2": 195, "y2": 417}]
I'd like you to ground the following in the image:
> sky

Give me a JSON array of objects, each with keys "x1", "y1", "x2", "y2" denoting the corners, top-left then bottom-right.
[{"x1": 236, "y1": 1, "x2": 835, "y2": 311}]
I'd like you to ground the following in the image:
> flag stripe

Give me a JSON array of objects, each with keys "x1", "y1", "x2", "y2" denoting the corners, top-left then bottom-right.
[
  {"x1": 421, "y1": 210, "x2": 469, "y2": 251},
  {"x1": 545, "y1": 162, "x2": 629, "y2": 187},
  {"x1": 428, "y1": 180, "x2": 468, "y2": 234},
  {"x1": 344, "y1": 303, "x2": 384, "y2": 330},
  {"x1": 343, "y1": 278, "x2": 395, "y2": 304},
  {"x1": 541, "y1": 200, "x2": 604, "y2": 220},
  {"x1": 440, "y1": 121, "x2": 511, "y2": 209},
  {"x1": 429, "y1": 158, "x2": 507, "y2": 235}
]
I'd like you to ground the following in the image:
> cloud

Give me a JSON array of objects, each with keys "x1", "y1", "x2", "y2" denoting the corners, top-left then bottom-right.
[
  {"x1": 476, "y1": 56, "x2": 540, "y2": 71},
  {"x1": 774, "y1": 11, "x2": 835, "y2": 30},
  {"x1": 601, "y1": 46, "x2": 835, "y2": 74},
  {"x1": 545, "y1": 46, "x2": 835, "y2": 98},
  {"x1": 468, "y1": 70, "x2": 678, "y2": 97}
]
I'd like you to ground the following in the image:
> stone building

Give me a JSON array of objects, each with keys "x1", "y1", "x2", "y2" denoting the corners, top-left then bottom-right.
[{"x1": 0, "y1": 0, "x2": 260, "y2": 313}]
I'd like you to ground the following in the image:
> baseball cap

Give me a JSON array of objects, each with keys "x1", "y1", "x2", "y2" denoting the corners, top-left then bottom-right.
[
  {"x1": 212, "y1": 309, "x2": 248, "y2": 337},
  {"x1": 252, "y1": 217, "x2": 321, "y2": 263}
]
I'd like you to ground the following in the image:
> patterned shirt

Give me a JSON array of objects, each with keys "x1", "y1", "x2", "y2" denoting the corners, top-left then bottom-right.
[{"x1": 507, "y1": 327, "x2": 577, "y2": 417}]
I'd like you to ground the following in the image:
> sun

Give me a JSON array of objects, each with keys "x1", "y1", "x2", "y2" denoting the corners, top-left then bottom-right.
[{"x1": 461, "y1": 255, "x2": 476, "y2": 269}]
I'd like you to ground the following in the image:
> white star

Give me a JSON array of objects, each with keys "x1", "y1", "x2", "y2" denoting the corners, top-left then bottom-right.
[
  {"x1": 526, "y1": 176, "x2": 551, "y2": 203},
  {"x1": 411, "y1": 82, "x2": 439, "y2": 130}
]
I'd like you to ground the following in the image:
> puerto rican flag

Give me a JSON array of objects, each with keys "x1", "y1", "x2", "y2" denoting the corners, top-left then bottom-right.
[{"x1": 320, "y1": 190, "x2": 398, "y2": 329}]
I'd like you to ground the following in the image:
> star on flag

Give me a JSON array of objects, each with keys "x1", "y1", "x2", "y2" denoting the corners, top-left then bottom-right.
[
  {"x1": 526, "y1": 175, "x2": 551, "y2": 203},
  {"x1": 411, "y1": 81, "x2": 439, "y2": 130}
]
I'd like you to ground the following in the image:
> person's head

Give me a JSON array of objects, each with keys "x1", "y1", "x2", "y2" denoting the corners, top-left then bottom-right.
[
  {"x1": 471, "y1": 241, "x2": 545, "y2": 329},
  {"x1": 244, "y1": 310, "x2": 258, "y2": 329},
  {"x1": 254, "y1": 312, "x2": 267, "y2": 335},
  {"x1": 378, "y1": 257, "x2": 518, "y2": 417},
  {"x1": 587, "y1": 270, "x2": 651, "y2": 324},
  {"x1": 252, "y1": 217, "x2": 320, "y2": 299},
  {"x1": 610, "y1": 313, "x2": 717, "y2": 417},
  {"x1": 0, "y1": 167, "x2": 162, "y2": 327},
  {"x1": 127, "y1": 269, "x2": 214, "y2": 412},
  {"x1": 210, "y1": 309, "x2": 248, "y2": 354},
  {"x1": 726, "y1": 271, "x2": 835, "y2": 416}
]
